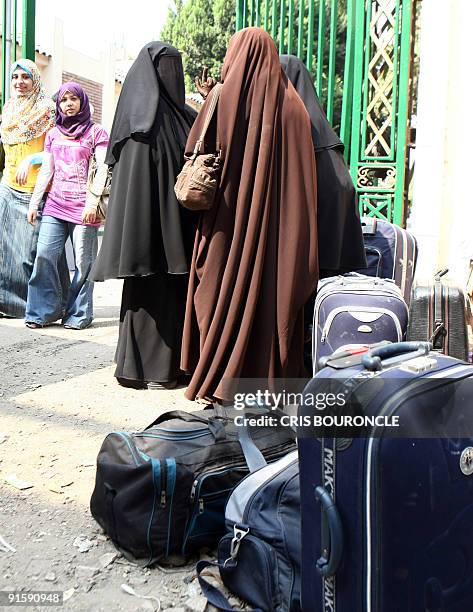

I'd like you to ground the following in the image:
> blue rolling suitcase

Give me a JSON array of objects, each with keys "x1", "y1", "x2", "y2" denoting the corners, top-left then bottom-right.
[
  {"x1": 356, "y1": 217, "x2": 418, "y2": 304},
  {"x1": 299, "y1": 342, "x2": 473, "y2": 612}
]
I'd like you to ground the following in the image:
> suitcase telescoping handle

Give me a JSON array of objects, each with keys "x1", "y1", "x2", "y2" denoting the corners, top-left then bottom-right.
[
  {"x1": 362, "y1": 341, "x2": 431, "y2": 371},
  {"x1": 315, "y1": 486, "x2": 344, "y2": 577}
]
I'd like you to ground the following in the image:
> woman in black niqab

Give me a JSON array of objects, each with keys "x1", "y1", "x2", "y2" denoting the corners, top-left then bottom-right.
[
  {"x1": 280, "y1": 54, "x2": 366, "y2": 277},
  {"x1": 91, "y1": 42, "x2": 197, "y2": 389}
]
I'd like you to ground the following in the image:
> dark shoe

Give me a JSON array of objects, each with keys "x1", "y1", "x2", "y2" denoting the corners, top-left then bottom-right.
[
  {"x1": 63, "y1": 323, "x2": 91, "y2": 330},
  {"x1": 116, "y1": 377, "x2": 146, "y2": 390},
  {"x1": 25, "y1": 322, "x2": 43, "y2": 329},
  {"x1": 147, "y1": 380, "x2": 178, "y2": 390}
]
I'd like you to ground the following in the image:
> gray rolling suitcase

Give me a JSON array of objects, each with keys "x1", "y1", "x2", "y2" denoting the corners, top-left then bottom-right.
[{"x1": 407, "y1": 268, "x2": 469, "y2": 361}]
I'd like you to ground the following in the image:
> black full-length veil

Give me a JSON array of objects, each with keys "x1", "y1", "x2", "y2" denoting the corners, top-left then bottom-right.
[
  {"x1": 92, "y1": 42, "x2": 197, "y2": 280},
  {"x1": 280, "y1": 54, "x2": 366, "y2": 275},
  {"x1": 91, "y1": 42, "x2": 197, "y2": 386}
]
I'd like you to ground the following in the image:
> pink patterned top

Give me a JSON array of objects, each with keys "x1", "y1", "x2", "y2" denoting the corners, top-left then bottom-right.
[{"x1": 42, "y1": 124, "x2": 109, "y2": 226}]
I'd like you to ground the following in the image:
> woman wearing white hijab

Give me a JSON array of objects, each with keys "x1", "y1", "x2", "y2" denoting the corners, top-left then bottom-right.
[{"x1": 0, "y1": 59, "x2": 56, "y2": 318}]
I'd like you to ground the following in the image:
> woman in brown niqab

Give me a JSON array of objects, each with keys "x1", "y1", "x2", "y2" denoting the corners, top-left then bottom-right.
[{"x1": 181, "y1": 27, "x2": 318, "y2": 401}]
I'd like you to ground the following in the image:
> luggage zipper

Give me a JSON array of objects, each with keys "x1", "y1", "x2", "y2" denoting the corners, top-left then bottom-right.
[
  {"x1": 189, "y1": 441, "x2": 295, "y2": 503},
  {"x1": 364, "y1": 246, "x2": 383, "y2": 276},
  {"x1": 314, "y1": 278, "x2": 400, "y2": 307},
  {"x1": 364, "y1": 364, "x2": 473, "y2": 612},
  {"x1": 227, "y1": 451, "x2": 297, "y2": 523},
  {"x1": 182, "y1": 485, "x2": 236, "y2": 552},
  {"x1": 315, "y1": 287, "x2": 402, "y2": 313},
  {"x1": 114, "y1": 432, "x2": 147, "y2": 466},
  {"x1": 276, "y1": 471, "x2": 301, "y2": 608},
  {"x1": 165, "y1": 458, "x2": 176, "y2": 557},
  {"x1": 183, "y1": 468, "x2": 248, "y2": 554},
  {"x1": 139, "y1": 425, "x2": 210, "y2": 434},
  {"x1": 400, "y1": 228, "x2": 408, "y2": 297},
  {"x1": 190, "y1": 463, "x2": 249, "y2": 502},
  {"x1": 240, "y1": 457, "x2": 299, "y2": 525},
  {"x1": 147, "y1": 458, "x2": 162, "y2": 564},
  {"x1": 312, "y1": 286, "x2": 406, "y2": 363},
  {"x1": 134, "y1": 430, "x2": 211, "y2": 441},
  {"x1": 319, "y1": 306, "x2": 404, "y2": 344}
]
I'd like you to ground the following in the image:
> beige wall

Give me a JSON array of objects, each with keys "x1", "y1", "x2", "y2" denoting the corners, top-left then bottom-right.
[
  {"x1": 40, "y1": 19, "x2": 117, "y2": 131},
  {"x1": 0, "y1": 19, "x2": 119, "y2": 131}
]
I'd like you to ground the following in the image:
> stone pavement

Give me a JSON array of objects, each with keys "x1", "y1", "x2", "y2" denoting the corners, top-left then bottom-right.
[{"x1": 0, "y1": 280, "x2": 228, "y2": 612}]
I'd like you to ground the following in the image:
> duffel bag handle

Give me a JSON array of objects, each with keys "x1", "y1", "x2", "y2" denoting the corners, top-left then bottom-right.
[
  {"x1": 236, "y1": 406, "x2": 289, "y2": 473},
  {"x1": 146, "y1": 410, "x2": 213, "y2": 428},
  {"x1": 315, "y1": 486, "x2": 344, "y2": 577},
  {"x1": 238, "y1": 421, "x2": 267, "y2": 473},
  {"x1": 361, "y1": 216, "x2": 377, "y2": 235},
  {"x1": 362, "y1": 341, "x2": 431, "y2": 372},
  {"x1": 145, "y1": 410, "x2": 227, "y2": 441}
]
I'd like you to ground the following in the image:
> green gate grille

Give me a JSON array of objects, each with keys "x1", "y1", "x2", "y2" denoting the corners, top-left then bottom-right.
[{"x1": 349, "y1": 0, "x2": 413, "y2": 225}]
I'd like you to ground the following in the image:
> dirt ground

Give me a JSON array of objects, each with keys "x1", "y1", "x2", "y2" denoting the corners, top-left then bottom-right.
[{"x1": 0, "y1": 280, "x2": 234, "y2": 612}]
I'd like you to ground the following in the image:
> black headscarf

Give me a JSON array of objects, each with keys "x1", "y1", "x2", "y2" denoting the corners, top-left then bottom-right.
[
  {"x1": 280, "y1": 54, "x2": 366, "y2": 275},
  {"x1": 106, "y1": 42, "x2": 190, "y2": 166},
  {"x1": 280, "y1": 54, "x2": 342, "y2": 152},
  {"x1": 91, "y1": 42, "x2": 197, "y2": 280}
]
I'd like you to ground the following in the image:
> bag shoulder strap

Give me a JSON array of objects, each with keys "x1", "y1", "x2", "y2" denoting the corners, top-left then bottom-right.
[
  {"x1": 238, "y1": 422, "x2": 267, "y2": 472},
  {"x1": 196, "y1": 559, "x2": 262, "y2": 612},
  {"x1": 193, "y1": 83, "x2": 222, "y2": 154}
]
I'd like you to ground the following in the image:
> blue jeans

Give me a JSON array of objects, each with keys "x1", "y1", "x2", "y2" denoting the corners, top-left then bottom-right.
[{"x1": 26, "y1": 216, "x2": 98, "y2": 329}]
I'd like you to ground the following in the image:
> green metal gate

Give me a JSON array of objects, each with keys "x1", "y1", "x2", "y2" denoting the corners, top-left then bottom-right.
[
  {"x1": 235, "y1": 0, "x2": 416, "y2": 226},
  {"x1": 1, "y1": 0, "x2": 36, "y2": 106}
]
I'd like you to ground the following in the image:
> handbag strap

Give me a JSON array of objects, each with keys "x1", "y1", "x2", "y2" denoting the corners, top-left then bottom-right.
[{"x1": 193, "y1": 83, "x2": 222, "y2": 155}]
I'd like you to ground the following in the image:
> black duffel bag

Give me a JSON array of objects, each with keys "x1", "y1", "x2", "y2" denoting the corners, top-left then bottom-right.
[{"x1": 90, "y1": 405, "x2": 295, "y2": 565}]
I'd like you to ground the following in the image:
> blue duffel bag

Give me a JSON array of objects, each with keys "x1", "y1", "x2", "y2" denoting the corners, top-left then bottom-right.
[{"x1": 197, "y1": 449, "x2": 301, "y2": 612}]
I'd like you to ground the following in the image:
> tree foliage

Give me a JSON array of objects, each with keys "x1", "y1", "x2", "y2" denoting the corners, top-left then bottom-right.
[
  {"x1": 160, "y1": 0, "x2": 236, "y2": 91},
  {"x1": 160, "y1": 0, "x2": 348, "y2": 131}
]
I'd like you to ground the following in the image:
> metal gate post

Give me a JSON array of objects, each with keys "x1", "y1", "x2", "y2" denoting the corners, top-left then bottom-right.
[{"x1": 22, "y1": 0, "x2": 35, "y2": 60}]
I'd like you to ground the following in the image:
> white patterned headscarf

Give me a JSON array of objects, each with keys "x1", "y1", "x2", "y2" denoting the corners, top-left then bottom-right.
[{"x1": 0, "y1": 59, "x2": 55, "y2": 145}]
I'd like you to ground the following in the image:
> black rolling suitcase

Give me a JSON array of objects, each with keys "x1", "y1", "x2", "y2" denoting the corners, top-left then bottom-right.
[
  {"x1": 299, "y1": 341, "x2": 473, "y2": 612},
  {"x1": 408, "y1": 268, "x2": 469, "y2": 361},
  {"x1": 356, "y1": 216, "x2": 418, "y2": 304}
]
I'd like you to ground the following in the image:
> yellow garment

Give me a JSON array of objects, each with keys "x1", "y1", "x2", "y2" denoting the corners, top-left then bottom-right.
[{"x1": 2, "y1": 134, "x2": 45, "y2": 193}]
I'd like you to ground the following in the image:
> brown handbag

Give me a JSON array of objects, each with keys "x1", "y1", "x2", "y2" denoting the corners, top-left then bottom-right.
[{"x1": 174, "y1": 84, "x2": 222, "y2": 211}]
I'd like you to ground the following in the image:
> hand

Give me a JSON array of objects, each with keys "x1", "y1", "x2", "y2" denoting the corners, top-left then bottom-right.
[
  {"x1": 82, "y1": 207, "x2": 97, "y2": 225},
  {"x1": 195, "y1": 67, "x2": 217, "y2": 99},
  {"x1": 15, "y1": 159, "x2": 31, "y2": 186},
  {"x1": 27, "y1": 209, "x2": 38, "y2": 225}
]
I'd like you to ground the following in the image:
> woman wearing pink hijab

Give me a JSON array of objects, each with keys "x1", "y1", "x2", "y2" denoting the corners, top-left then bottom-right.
[{"x1": 25, "y1": 82, "x2": 109, "y2": 329}]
